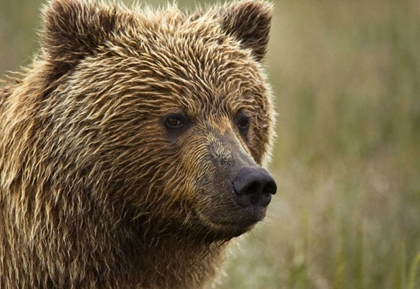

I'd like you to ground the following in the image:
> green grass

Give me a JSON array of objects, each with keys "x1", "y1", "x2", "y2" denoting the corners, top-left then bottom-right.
[
  {"x1": 1, "y1": 0, "x2": 419, "y2": 288},
  {"x1": 219, "y1": 0, "x2": 420, "y2": 288}
]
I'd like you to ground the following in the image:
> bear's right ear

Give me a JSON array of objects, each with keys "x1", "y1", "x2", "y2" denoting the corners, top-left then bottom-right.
[
  {"x1": 220, "y1": 0, "x2": 273, "y2": 62},
  {"x1": 41, "y1": 0, "x2": 117, "y2": 67}
]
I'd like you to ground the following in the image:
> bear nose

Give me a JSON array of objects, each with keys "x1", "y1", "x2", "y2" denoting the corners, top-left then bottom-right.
[{"x1": 232, "y1": 167, "x2": 277, "y2": 208}]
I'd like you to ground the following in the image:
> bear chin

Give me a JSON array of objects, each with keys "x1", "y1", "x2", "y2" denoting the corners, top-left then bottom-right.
[{"x1": 194, "y1": 206, "x2": 268, "y2": 241}]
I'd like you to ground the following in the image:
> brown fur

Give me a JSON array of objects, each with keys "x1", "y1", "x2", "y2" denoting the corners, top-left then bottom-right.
[{"x1": 0, "y1": 0, "x2": 275, "y2": 288}]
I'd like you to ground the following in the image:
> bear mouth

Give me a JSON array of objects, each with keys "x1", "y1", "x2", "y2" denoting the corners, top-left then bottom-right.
[{"x1": 195, "y1": 204, "x2": 267, "y2": 239}]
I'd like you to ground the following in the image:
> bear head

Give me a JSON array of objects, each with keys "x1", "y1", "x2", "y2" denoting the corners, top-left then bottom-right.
[{"x1": 5, "y1": 0, "x2": 277, "y2": 242}]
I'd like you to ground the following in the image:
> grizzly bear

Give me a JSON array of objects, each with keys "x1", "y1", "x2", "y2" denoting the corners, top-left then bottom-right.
[{"x1": 0, "y1": 0, "x2": 276, "y2": 288}]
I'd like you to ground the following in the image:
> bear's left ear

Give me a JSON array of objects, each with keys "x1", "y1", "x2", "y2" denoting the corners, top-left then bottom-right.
[{"x1": 220, "y1": 0, "x2": 273, "y2": 62}]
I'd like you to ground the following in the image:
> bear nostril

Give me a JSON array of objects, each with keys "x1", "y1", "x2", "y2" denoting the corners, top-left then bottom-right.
[
  {"x1": 232, "y1": 167, "x2": 277, "y2": 208},
  {"x1": 262, "y1": 180, "x2": 277, "y2": 196}
]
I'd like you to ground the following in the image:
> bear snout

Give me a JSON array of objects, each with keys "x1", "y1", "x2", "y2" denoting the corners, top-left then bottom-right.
[{"x1": 232, "y1": 167, "x2": 277, "y2": 208}]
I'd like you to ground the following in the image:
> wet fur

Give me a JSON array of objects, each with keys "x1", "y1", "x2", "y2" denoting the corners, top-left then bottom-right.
[{"x1": 0, "y1": 0, "x2": 274, "y2": 288}]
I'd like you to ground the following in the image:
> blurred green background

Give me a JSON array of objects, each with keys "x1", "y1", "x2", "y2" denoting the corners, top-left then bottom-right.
[{"x1": 1, "y1": 0, "x2": 419, "y2": 288}]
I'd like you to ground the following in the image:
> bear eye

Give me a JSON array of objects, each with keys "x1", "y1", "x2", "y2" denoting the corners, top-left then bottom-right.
[
  {"x1": 235, "y1": 112, "x2": 251, "y2": 131},
  {"x1": 164, "y1": 113, "x2": 186, "y2": 129}
]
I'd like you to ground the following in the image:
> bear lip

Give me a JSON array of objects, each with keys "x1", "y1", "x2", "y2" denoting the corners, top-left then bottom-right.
[
  {"x1": 197, "y1": 213, "x2": 256, "y2": 239},
  {"x1": 196, "y1": 204, "x2": 267, "y2": 234}
]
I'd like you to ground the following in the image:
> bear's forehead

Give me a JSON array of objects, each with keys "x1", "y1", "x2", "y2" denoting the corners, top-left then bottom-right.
[
  {"x1": 105, "y1": 21, "x2": 264, "y2": 110},
  {"x1": 70, "y1": 8, "x2": 269, "y2": 116}
]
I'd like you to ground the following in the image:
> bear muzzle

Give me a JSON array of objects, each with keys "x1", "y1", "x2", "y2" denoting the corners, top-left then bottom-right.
[{"x1": 194, "y1": 128, "x2": 277, "y2": 237}]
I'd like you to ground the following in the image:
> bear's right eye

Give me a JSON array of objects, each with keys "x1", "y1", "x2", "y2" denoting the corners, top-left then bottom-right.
[{"x1": 164, "y1": 114, "x2": 186, "y2": 129}]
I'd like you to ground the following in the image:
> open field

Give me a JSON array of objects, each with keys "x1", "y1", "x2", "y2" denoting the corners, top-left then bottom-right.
[{"x1": 1, "y1": 0, "x2": 419, "y2": 288}]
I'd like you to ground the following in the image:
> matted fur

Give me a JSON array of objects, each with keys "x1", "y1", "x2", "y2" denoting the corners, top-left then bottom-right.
[{"x1": 0, "y1": 0, "x2": 275, "y2": 288}]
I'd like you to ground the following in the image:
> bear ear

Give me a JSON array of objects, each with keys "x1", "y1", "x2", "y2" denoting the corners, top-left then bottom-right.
[
  {"x1": 220, "y1": 0, "x2": 273, "y2": 62},
  {"x1": 41, "y1": 0, "x2": 117, "y2": 66}
]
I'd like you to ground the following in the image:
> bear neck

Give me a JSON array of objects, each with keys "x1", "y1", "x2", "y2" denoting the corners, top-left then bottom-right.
[
  {"x1": 1, "y1": 162, "x2": 229, "y2": 286},
  {"x1": 116, "y1": 216, "x2": 230, "y2": 289},
  {"x1": 129, "y1": 231, "x2": 228, "y2": 289},
  {"x1": 73, "y1": 202, "x2": 230, "y2": 289},
  {"x1": 1, "y1": 192, "x2": 229, "y2": 289}
]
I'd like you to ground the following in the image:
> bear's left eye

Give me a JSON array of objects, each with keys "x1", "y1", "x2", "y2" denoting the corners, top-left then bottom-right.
[
  {"x1": 235, "y1": 112, "x2": 251, "y2": 131},
  {"x1": 164, "y1": 113, "x2": 187, "y2": 129}
]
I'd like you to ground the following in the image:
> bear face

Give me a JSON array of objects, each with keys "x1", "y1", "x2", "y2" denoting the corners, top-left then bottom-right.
[
  {"x1": 1, "y1": 0, "x2": 276, "y2": 244},
  {"x1": 1, "y1": 0, "x2": 277, "y2": 287}
]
